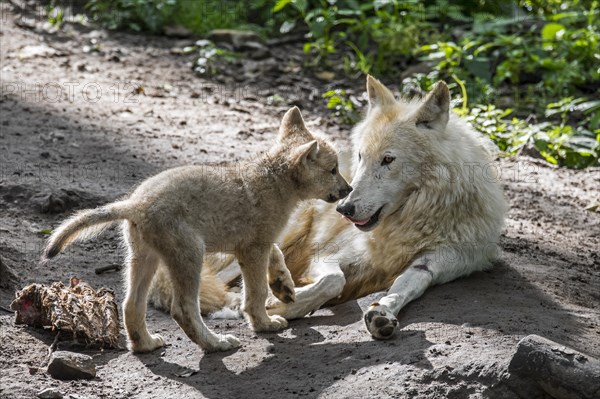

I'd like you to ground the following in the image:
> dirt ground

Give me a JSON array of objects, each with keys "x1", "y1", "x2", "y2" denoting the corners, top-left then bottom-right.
[{"x1": 1, "y1": 4, "x2": 599, "y2": 398}]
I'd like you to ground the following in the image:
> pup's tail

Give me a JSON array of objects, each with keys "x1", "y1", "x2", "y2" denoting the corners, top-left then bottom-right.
[{"x1": 43, "y1": 200, "x2": 133, "y2": 260}]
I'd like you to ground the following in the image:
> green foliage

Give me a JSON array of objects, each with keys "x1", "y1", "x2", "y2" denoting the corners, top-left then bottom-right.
[
  {"x1": 77, "y1": 0, "x2": 599, "y2": 168},
  {"x1": 322, "y1": 89, "x2": 360, "y2": 124},
  {"x1": 273, "y1": 0, "x2": 448, "y2": 73},
  {"x1": 417, "y1": 1, "x2": 599, "y2": 168},
  {"x1": 462, "y1": 105, "x2": 599, "y2": 168},
  {"x1": 47, "y1": 3, "x2": 65, "y2": 28},
  {"x1": 85, "y1": 0, "x2": 176, "y2": 32},
  {"x1": 191, "y1": 42, "x2": 240, "y2": 76},
  {"x1": 84, "y1": 0, "x2": 281, "y2": 35}
]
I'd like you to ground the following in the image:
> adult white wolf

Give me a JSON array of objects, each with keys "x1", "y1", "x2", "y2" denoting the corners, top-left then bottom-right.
[{"x1": 150, "y1": 76, "x2": 507, "y2": 340}]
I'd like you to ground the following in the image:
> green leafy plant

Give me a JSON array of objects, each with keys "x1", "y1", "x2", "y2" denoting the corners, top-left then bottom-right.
[
  {"x1": 84, "y1": 0, "x2": 281, "y2": 35},
  {"x1": 47, "y1": 3, "x2": 65, "y2": 28},
  {"x1": 463, "y1": 104, "x2": 599, "y2": 168},
  {"x1": 191, "y1": 42, "x2": 239, "y2": 76},
  {"x1": 419, "y1": 1, "x2": 599, "y2": 167},
  {"x1": 322, "y1": 89, "x2": 360, "y2": 125},
  {"x1": 77, "y1": 0, "x2": 599, "y2": 168}
]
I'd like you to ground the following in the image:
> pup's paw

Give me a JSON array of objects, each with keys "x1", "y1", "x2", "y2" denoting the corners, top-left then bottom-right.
[
  {"x1": 252, "y1": 315, "x2": 288, "y2": 332},
  {"x1": 266, "y1": 297, "x2": 285, "y2": 314},
  {"x1": 269, "y1": 271, "x2": 295, "y2": 304},
  {"x1": 203, "y1": 334, "x2": 241, "y2": 353},
  {"x1": 130, "y1": 333, "x2": 166, "y2": 353},
  {"x1": 364, "y1": 304, "x2": 399, "y2": 340}
]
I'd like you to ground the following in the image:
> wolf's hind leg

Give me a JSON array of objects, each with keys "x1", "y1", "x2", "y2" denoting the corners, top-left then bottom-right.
[
  {"x1": 154, "y1": 234, "x2": 240, "y2": 353},
  {"x1": 123, "y1": 225, "x2": 165, "y2": 352}
]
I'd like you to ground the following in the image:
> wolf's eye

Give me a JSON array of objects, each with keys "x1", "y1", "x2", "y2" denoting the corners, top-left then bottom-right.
[
  {"x1": 381, "y1": 155, "x2": 395, "y2": 166},
  {"x1": 331, "y1": 166, "x2": 338, "y2": 175},
  {"x1": 358, "y1": 153, "x2": 362, "y2": 161}
]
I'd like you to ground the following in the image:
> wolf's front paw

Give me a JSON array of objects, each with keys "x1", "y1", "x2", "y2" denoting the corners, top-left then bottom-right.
[
  {"x1": 203, "y1": 334, "x2": 241, "y2": 353},
  {"x1": 252, "y1": 315, "x2": 288, "y2": 332},
  {"x1": 269, "y1": 270, "x2": 296, "y2": 304},
  {"x1": 130, "y1": 333, "x2": 166, "y2": 353},
  {"x1": 364, "y1": 304, "x2": 399, "y2": 340}
]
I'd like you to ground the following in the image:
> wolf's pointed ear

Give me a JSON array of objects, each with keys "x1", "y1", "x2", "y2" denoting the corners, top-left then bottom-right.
[
  {"x1": 366, "y1": 75, "x2": 396, "y2": 112},
  {"x1": 415, "y1": 81, "x2": 450, "y2": 131},
  {"x1": 279, "y1": 106, "x2": 307, "y2": 140},
  {"x1": 291, "y1": 140, "x2": 319, "y2": 165}
]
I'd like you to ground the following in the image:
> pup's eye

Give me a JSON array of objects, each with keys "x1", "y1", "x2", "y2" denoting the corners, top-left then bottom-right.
[
  {"x1": 331, "y1": 166, "x2": 338, "y2": 175},
  {"x1": 358, "y1": 153, "x2": 362, "y2": 161},
  {"x1": 381, "y1": 155, "x2": 395, "y2": 166}
]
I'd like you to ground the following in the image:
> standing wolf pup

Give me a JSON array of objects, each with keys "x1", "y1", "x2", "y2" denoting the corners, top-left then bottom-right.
[
  {"x1": 43, "y1": 107, "x2": 352, "y2": 353},
  {"x1": 150, "y1": 76, "x2": 507, "y2": 341}
]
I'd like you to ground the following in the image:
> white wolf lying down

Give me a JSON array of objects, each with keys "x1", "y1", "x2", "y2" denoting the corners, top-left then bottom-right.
[{"x1": 149, "y1": 76, "x2": 507, "y2": 339}]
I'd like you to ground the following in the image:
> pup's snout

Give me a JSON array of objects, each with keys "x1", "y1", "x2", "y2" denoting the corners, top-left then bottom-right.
[
  {"x1": 338, "y1": 185, "x2": 353, "y2": 199},
  {"x1": 336, "y1": 201, "x2": 355, "y2": 217}
]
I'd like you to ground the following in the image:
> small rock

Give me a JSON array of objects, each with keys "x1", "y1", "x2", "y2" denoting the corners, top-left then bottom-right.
[
  {"x1": 164, "y1": 25, "x2": 193, "y2": 38},
  {"x1": 15, "y1": 17, "x2": 37, "y2": 30},
  {"x1": 315, "y1": 71, "x2": 335, "y2": 81},
  {"x1": 238, "y1": 41, "x2": 270, "y2": 59},
  {"x1": 75, "y1": 63, "x2": 90, "y2": 72},
  {"x1": 400, "y1": 62, "x2": 432, "y2": 80},
  {"x1": 50, "y1": 131, "x2": 65, "y2": 141},
  {"x1": 48, "y1": 351, "x2": 96, "y2": 380},
  {"x1": 18, "y1": 44, "x2": 61, "y2": 60},
  {"x1": 31, "y1": 189, "x2": 87, "y2": 214},
  {"x1": 87, "y1": 30, "x2": 107, "y2": 40},
  {"x1": 37, "y1": 387, "x2": 63, "y2": 399},
  {"x1": 195, "y1": 39, "x2": 212, "y2": 48},
  {"x1": 207, "y1": 29, "x2": 263, "y2": 48}
]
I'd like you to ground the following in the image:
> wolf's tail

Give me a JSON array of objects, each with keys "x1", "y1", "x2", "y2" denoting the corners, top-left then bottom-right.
[{"x1": 43, "y1": 200, "x2": 133, "y2": 260}]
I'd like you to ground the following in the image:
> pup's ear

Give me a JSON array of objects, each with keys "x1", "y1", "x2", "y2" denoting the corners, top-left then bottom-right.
[
  {"x1": 279, "y1": 106, "x2": 307, "y2": 140},
  {"x1": 290, "y1": 140, "x2": 319, "y2": 165},
  {"x1": 366, "y1": 75, "x2": 396, "y2": 112},
  {"x1": 414, "y1": 81, "x2": 450, "y2": 131}
]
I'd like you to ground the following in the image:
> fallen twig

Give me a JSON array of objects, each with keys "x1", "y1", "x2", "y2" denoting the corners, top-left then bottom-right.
[
  {"x1": 95, "y1": 264, "x2": 122, "y2": 275},
  {"x1": 43, "y1": 331, "x2": 61, "y2": 367},
  {"x1": 0, "y1": 305, "x2": 14, "y2": 313}
]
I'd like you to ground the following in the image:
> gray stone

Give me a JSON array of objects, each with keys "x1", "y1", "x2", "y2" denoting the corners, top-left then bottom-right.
[
  {"x1": 207, "y1": 29, "x2": 263, "y2": 48},
  {"x1": 47, "y1": 351, "x2": 96, "y2": 380},
  {"x1": 508, "y1": 334, "x2": 600, "y2": 399},
  {"x1": 37, "y1": 387, "x2": 63, "y2": 399},
  {"x1": 164, "y1": 25, "x2": 193, "y2": 38},
  {"x1": 238, "y1": 41, "x2": 270, "y2": 59}
]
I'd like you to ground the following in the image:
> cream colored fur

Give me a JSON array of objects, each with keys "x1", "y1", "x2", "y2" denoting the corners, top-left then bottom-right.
[
  {"x1": 43, "y1": 107, "x2": 351, "y2": 353},
  {"x1": 150, "y1": 76, "x2": 507, "y2": 340}
]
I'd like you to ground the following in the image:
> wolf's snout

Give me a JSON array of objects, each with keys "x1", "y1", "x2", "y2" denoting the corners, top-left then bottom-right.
[
  {"x1": 336, "y1": 202, "x2": 355, "y2": 217},
  {"x1": 339, "y1": 185, "x2": 353, "y2": 199}
]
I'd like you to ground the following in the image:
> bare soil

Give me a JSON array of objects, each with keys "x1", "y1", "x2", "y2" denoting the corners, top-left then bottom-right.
[{"x1": 1, "y1": 4, "x2": 599, "y2": 398}]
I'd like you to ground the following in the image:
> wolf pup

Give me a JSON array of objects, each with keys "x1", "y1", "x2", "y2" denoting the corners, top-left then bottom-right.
[{"x1": 43, "y1": 107, "x2": 352, "y2": 353}]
